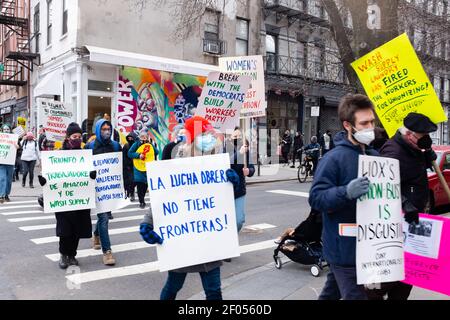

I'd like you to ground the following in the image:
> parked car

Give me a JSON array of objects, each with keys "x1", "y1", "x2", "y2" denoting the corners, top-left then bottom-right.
[{"x1": 427, "y1": 145, "x2": 450, "y2": 212}]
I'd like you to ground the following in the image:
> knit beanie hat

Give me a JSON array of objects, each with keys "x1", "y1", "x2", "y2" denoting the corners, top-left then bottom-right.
[{"x1": 66, "y1": 122, "x2": 82, "y2": 137}]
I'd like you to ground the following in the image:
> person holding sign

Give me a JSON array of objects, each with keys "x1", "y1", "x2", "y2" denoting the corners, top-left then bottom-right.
[
  {"x1": 309, "y1": 94, "x2": 378, "y2": 300},
  {"x1": 38, "y1": 122, "x2": 96, "y2": 269},
  {"x1": 128, "y1": 130, "x2": 157, "y2": 209},
  {"x1": 366, "y1": 113, "x2": 438, "y2": 300},
  {"x1": 20, "y1": 132, "x2": 40, "y2": 188},
  {"x1": 139, "y1": 116, "x2": 229, "y2": 300},
  {"x1": 85, "y1": 119, "x2": 122, "y2": 266},
  {"x1": 0, "y1": 124, "x2": 18, "y2": 203}
]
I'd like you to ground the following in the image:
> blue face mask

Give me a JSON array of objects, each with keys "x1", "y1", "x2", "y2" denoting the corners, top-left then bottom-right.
[
  {"x1": 195, "y1": 134, "x2": 217, "y2": 152},
  {"x1": 101, "y1": 130, "x2": 111, "y2": 140},
  {"x1": 177, "y1": 135, "x2": 186, "y2": 143}
]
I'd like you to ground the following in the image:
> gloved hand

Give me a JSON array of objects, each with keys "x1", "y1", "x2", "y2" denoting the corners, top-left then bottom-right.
[
  {"x1": 139, "y1": 223, "x2": 164, "y2": 245},
  {"x1": 38, "y1": 175, "x2": 47, "y2": 186},
  {"x1": 89, "y1": 170, "x2": 97, "y2": 180},
  {"x1": 346, "y1": 176, "x2": 370, "y2": 200},
  {"x1": 424, "y1": 149, "x2": 437, "y2": 163},
  {"x1": 226, "y1": 169, "x2": 240, "y2": 188},
  {"x1": 403, "y1": 200, "x2": 420, "y2": 225}
]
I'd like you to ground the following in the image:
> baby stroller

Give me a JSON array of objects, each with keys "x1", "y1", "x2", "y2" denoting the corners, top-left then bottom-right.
[{"x1": 273, "y1": 209, "x2": 328, "y2": 277}]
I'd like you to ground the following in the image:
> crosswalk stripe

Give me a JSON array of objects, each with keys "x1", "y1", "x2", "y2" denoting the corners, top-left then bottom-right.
[
  {"x1": 45, "y1": 241, "x2": 154, "y2": 261},
  {"x1": 1, "y1": 200, "x2": 38, "y2": 205},
  {"x1": 267, "y1": 190, "x2": 309, "y2": 198},
  {"x1": 66, "y1": 239, "x2": 279, "y2": 285},
  {"x1": 243, "y1": 223, "x2": 276, "y2": 231},
  {"x1": 31, "y1": 226, "x2": 139, "y2": 244},
  {"x1": 19, "y1": 215, "x2": 144, "y2": 231},
  {"x1": 0, "y1": 204, "x2": 41, "y2": 211}
]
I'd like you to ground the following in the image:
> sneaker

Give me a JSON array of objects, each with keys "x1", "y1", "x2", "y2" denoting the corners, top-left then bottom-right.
[
  {"x1": 130, "y1": 194, "x2": 135, "y2": 202},
  {"x1": 103, "y1": 250, "x2": 116, "y2": 266},
  {"x1": 68, "y1": 256, "x2": 79, "y2": 266},
  {"x1": 290, "y1": 165, "x2": 295, "y2": 168},
  {"x1": 92, "y1": 236, "x2": 101, "y2": 250},
  {"x1": 139, "y1": 202, "x2": 146, "y2": 209},
  {"x1": 59, "y1": 255, "x2": 69, "y2": 269},
  {"x1": 4, "y1": 196, "x2": 10, "y2": 202}
]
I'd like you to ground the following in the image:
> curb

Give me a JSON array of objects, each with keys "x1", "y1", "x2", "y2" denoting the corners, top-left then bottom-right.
[{"x1": 247, "y1": 178, "x2": 302, "y2": 185}]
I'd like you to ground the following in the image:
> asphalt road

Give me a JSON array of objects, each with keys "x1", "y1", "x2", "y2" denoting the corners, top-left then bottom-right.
[{"x1": 0, "y1": 180, "x2": 313, "y2": 300}]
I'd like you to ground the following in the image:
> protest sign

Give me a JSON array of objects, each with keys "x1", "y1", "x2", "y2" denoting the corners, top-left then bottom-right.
[
  {"x1": 146, "y1": 153, "x2": 239, "y2": 272},
  {"x1": 12, "y1": 126, "x2": 25, "y2": 137},
  {"x1": 219, "y1": 56, "x2": 266, "y2": 118},
  {"x1": 351, "y1": 33, "x2": 447, "y2": 137},
  {"x1": 17, "y1": 117, "x2": 26, "y2": 130},
  {"x1": 195, "y1": 72, "x2": 251, "y2": 132},
  {"x1": 0, "y1": 133, "x2": 18, "y2": 165},
  {"x1": 403, "y1": 214, "x2": 450, "y2": 296},
  {"x1": 356, "y1": 155, "x2": 404, "y2": 285},
  {"x1": 37, "y1": 98, "x2": 74, "y2": 142},
  {"x1": 133, "y1": 143, "x2": 155, "y2": 172},
  {"x1": 41, "y1": 150, "x2": 95, "y2": 213},
  {"x1": 92, "y1": 152, "x2": 128, "y2": 214}
]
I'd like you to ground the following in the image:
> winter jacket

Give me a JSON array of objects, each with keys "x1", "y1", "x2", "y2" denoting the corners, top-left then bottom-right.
[
  {"x1": 309, "y1": 131, "x2": 379, "y2": 266},
  {"x1": 293, "y1": 135, "x2": 304, "y2": 151},
  {"x1": 225, "y1": 139, "x2": 255, "y2": 199},
  {"x1": 304, "y1": 142, "x2": 321, "y2": 160},
  {"x1": 380, "y1": 131, "x2": 430, "y2": 212},
  {"x1": 54, "y1": 140, "x2": 93, "y2": 238},
  {"x1": 20, "y1": 139, "x2": 40, "y2": 161},
  {"x1": 122, "y1": 132, "x2": 137, "y2": 187},
  {"x1": 281, "y1": 134, "x2": 292, "y2": 153},
  {"x1": 84, "y1": 119, "x2": 122, "y2": 155},
  {"x1": 128, "y1": 140, "x2": 156, "y2": 183}
]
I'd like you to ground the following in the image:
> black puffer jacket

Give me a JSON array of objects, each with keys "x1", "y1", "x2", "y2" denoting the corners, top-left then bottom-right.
[{"x1": 380, "y1": 131, "x2": 431, "y2": 212}]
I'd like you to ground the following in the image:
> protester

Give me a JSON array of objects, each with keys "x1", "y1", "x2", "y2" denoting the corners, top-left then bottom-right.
[
  {"x1": 38, "y1": 126, "x2": 46, "y2": 151},
  {"x1": 103, "y1": 113, "x2": 120, "y2": 143},
  {"x1": 371, "y1": 127, "x2": 389, "y2": 152},
  {"x1": 0, "y1": 124, "x2": 17, "y2": 203},
  {"x1": 365, "y1": 112, "x2": 438, "y2": 300},
  {"x1": 281, "y1": 130, "x2": 292, "y2": 164},
  {"x1": 303, "y1": 136, "x2": 321, "y2": 176},
  {"x1": 20, "y1": 131, "x2": 40, "y2": 188},
  {"x1": 224, "y1": 128, "x2": 255, "y2": 232},
  {"x1": 38, "y1": 122, "x2": 96, "y2": 269},
  {"x1": 85, "y1": 119, "x2": 122, "y2": 266},
  {"x1": 319, "y1": 130, "x2": 335, "y2": 156},
  {"x1": 139, "y1": 116, "x2": 231, "y2": 300},
  {"x1": 291, "y1": 132, "x2": 304, "y2": 168},
  {"x1": 309, "y1": 94, "x2": 377, "y2": 300},
  {"x1": 122, "y1": 132, "x2": 138, "y2": 201},
  {"x1": 161, "y1": 124, "x2": 186, "y2": 160},
  {"x1": 128, "y1": 129, "x2": 157, "y2": 209},
  {"x1": 13, "y1": 135, "x2": 23, "y2": 182}
]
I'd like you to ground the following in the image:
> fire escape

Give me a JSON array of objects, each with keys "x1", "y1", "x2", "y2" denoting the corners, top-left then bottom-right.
[{"x1": 0, "y1": 0, "x2": 39, "y2": 86}]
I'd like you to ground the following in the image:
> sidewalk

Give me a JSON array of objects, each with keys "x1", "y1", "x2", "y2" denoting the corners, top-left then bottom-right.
[{"x1": 247, "y1": 164, "x2": 304, "y2": 185}]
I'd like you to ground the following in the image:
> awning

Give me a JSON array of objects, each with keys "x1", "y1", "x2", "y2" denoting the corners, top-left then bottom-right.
[
  {"x1": 85, "y1": 45, "x2": 219, "y2": 76},
  {"x1": 33, "y1": 69, "x2": 62, "y2": 97}
]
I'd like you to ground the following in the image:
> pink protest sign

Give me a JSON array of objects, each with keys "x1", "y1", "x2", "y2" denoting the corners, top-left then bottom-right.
[{"x1": 403, "y1": 213, "x2": 450, "y2": 296}]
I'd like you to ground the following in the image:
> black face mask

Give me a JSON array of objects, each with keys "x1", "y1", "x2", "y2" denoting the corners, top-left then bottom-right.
[{"x1": 417, "y1": 135, "x2": 432, "y2": 149}]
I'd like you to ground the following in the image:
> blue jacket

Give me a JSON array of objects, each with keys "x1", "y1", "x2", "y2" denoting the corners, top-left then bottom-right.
[
  {"x1": 128, "y1": 140, "x2": 152, "y2": 183},
  {"x1": 308, "y1": 131, "x2": 379, "y2": 266},
  {"x1": 85, "y1": 119, "x2": 121, "y2": 155}
]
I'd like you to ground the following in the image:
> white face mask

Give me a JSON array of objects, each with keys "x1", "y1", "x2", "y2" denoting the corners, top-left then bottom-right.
[{"x1": 352, "y1": 127, "x2": 375, "y2": 145}]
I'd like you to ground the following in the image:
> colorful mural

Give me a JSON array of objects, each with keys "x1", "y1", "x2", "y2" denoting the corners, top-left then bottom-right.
[{"x1": 117, "y1": 67, "x2": 206, "y2": 158}]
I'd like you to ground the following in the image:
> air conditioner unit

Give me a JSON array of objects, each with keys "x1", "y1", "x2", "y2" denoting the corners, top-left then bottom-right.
[{"x1": 206, "y1": 42, "x2": 220, "y2": 54}]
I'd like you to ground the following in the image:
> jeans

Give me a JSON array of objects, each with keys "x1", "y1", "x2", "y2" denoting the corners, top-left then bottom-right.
[
  {"x1": 292, "y1": 149, "x2": 302, "y2": 166},
  {"x1": 160, "y1": 267, "x2": 222, "y2": 300},
  {"x1": 22, "y1": 160, "x2": 36, "y2": 185},
  {"x1": 318, "y1": 264, "x2": 368, "y2": 300},
  {"x1": 94, "y1": 212, "x2": 111, "y2": 252},
  {"x1": 0, "y1": 165, "x2": 14, "y2": 197},
  {"x1": 235, "y1": 196, "x2": 246, "y2": 232},
  {"x1": 136, "y1": 182, "x2": 148, "y2": 204},
  {"x1": 59, "y1": 236, "x2": 80, "y2": 257}
]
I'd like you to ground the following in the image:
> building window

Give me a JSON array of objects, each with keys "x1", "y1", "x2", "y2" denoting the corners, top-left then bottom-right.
[
  {"x1": 204, "y1": 23, "x2": 219, "y2": 42},
  {"x1": 88, "y1": 80, "x2": 113, "y2": 92},
  {"x1": 34, "y1": 4, "x2": 40, "y2": 53},
  {"x1": 62, "y1": 0, "x2": 68, "y2": 35},
  {"x1": 47, "y1": 0, "x2": 53, "y2": 46},
  {"x1": 266, "y1": 34, "x2": 277, "y2": 72},
  {"x1": 236, "y1": 18, "x2": 249, "y2": 56}
]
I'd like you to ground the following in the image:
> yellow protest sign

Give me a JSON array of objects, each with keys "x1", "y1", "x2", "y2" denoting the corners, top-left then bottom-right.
[
  {"x1": 351, "y1": 33, "x2": 447, "y2": 137},
  {"x1": 17, "y1": 117, "x2": 26, "y2": 130},
  {"x1": 133, "y1": 143, "x2": 155, "y2": 172}
]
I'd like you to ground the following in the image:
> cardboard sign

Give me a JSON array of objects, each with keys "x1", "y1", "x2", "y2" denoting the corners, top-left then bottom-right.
[
  {"x1": 12, "y1": 126, "x2": 25, "y2": 137},
  {"x1": 37, "y1": 99, "x2": 75, "y2": 142},
  {"x1": 146, "y1": 153, "x2": 239, "y2": 272},
  {"x1": 195, "y1": 72, "x2": 251, "y2": 132},
  {"x1": 403, "y1": 214, "x2": 450, "y2": 296},
  {"x1": 133, "y1": 143, "x2": 155, "y2": 172},
  {"x1": 0, "y1": 133, "x2": 18, "y2": 165},
  {"x1": 92, "y1": 152, "x2": 128, "y2": 214},
  {"x1": 41, "y1": 150, "x2": 95, "y2": 213},
  {"x1": 356, "y1": 155, "x2": 404, "y2": 285},
  {"x1": 219, "y1": 56, "x2": 266, "y2": 118},
  {"x1": 351, "y1": 33, "x2": 447, "y2": 137}
]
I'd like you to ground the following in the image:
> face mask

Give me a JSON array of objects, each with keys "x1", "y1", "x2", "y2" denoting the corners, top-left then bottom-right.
[
  {"x1": 101, "y1": 130, "x2": 111, "y2": 140},
  {"x1": 69, "y1": 138, "x2": 82, "y2": 149},
  {"x1": 140, "y1": 138, "x2": 148, "y2": 144},
  {"x1": 177, "y1": 135, "x2": 186, "y2": 143},
  {"x1": 352, "y1": 127, "x2": 375, "y2": 145},
  {"x1": 195, "y1": 134, "x2": 217, "y2": 152},
  {"x1": 417, "y1": 135, "x2": 432, "y2": 149},
  {"x1": 3, "y1": 128, "x2": 10, "y2": 133}
]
